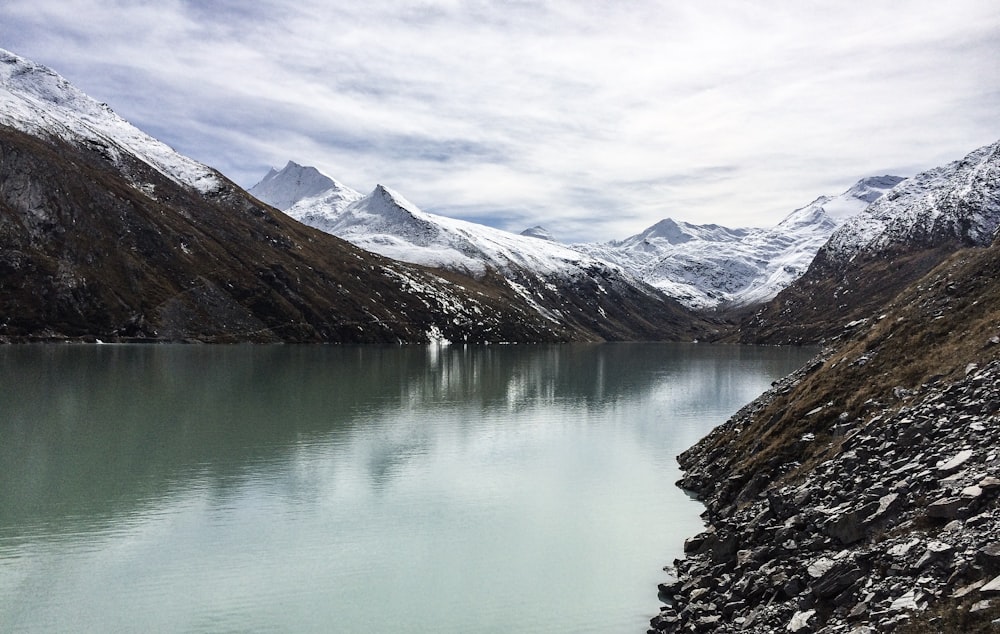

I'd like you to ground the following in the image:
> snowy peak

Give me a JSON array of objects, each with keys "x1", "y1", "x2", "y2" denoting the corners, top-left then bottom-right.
[
  {"x1": 368, "y1": 184, "x2": 423, "y2": 217},
  {"x1": 575, "y1": 175, "x2": 904, "y2": 309},
  {"x1": 824, "y1": 140, "x2": 1000, "y2": 261},
  {"x1": 774, "y1": 175, "x2": 902, "y2": 234},
  {"x1": 633, "y1": 218, "x2": 749, "y2": 246},
  {"x1": 0, "y1": 48, "x2": 220, "y2": 194},
  {"x1": 638, "y1": 218, "x2": 693, "y2": 244},
  {"x1": 816, "y1": 174, "x2": 905, "y2": 223},
  {"x1": 335, "y1": 184, "x2": 436, "y2": 236},
  {"x1": 848, "y1": 175, "x2": 907, "y2": 204},
  {"x1": 249, "y1": 160, "x2": 357, "y2": 210},
  {"x1": 1, "y1": 49, "x2": 95, "y2": 112},
  {"x1": 520, "y1": 226, "x2": 555, "y2": 241}
]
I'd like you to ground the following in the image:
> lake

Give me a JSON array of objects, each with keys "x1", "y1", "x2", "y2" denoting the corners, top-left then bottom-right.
[{"x1": 0, "y1": 343, "x2": 814, "y2": 633}]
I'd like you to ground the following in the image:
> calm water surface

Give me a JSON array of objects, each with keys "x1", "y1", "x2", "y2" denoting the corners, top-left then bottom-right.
[{"x1": 0, "y1": 343, "x2": 814, "y2": 633}]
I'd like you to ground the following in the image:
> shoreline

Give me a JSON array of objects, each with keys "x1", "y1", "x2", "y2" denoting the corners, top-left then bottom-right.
[{"x1": 649, "y1": 354, "x2": 1000, "y2": 632}]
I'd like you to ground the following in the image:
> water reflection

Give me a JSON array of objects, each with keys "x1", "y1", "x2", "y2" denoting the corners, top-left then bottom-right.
[{"x1": 0, "y1": 343, "x2": 814, "y2": 633}]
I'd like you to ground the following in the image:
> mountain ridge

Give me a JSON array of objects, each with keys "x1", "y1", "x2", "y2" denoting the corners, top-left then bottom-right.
[
  {"x1": 741, "y1": 139, "x2": 1000, "y2": 344},
  {"x1": 576, "y1": 175, "x2": 903, "y2": 309},
  {"x1": 253, "y1": 159, "x2": 904, "y2": 312},
  {"x1": 0, "y1": 47, "x2": 709, "y2": 344},
  {"x1": 0, "y1": 48, "x2": 221, "y2": 195},
  {"x1": 252, "y1": 163, "x2": 711, "y2": 341}
]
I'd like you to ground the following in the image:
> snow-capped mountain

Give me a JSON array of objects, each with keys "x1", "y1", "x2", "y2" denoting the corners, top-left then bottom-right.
[
  {"x1": 260, "y1": 158, "x2": 904, "y2": 312},
  {"x1": 577, "y1": 176, "x2": 904, "y2": 309},
  {"x1": 822, "y1": 141, "x2": 1000, "y2": 262},
  {"x1": 741, "y1": 139, "x2": 1000, "y2": 344},
  {"x1": 520, "y1": 226, "x2": 555, "y2": 241},
  {"x1": 255, "y1": 162, "x2": 603, "y2": 278},
  {"x1": 0, "y1": 48, "x2": 220, "y2": 194},
  {"x1": 251, "y1": 161, "x2": 706, "y2": 339},
  {"x1": 250, "y1": 161, "x2": 361, "y2": 211},
  {"x1": 0, "y1": 47, "x2": 710, "y2": 343},
  {"x1": 288, "y1": 182, "x2": 607, "y2": 277}
]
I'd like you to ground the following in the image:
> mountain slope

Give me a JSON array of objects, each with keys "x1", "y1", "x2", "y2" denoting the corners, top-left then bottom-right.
[
  {"x1": 741, "y1": 140, "x2": 1000, "y2": 344},
  {"x1": 0, "y1": 49, "x2": 219, "y2": 194},
  {"x1": 0, "y1": 124, "x2": 575, "y2": 343},
  {"x1": 0, "y1": 48, "x2": 710, "y2": 343},
  {"x1": 253, "y1": 162, "x2": 715, "y2": 342},
  {"x1": 577, "y1": 176, "x2": 903, "y2": 309},
  {"x1": 653, "y1": 233, "x2": 1000, "y2": 633}
]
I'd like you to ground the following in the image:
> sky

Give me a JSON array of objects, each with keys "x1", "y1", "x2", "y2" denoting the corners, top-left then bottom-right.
[{"x1": 1, "y1": 1, "x2": 999, "y2": 242}]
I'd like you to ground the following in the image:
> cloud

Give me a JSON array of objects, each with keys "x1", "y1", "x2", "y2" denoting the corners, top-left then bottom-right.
[{"x1": 1, "y1": 0, "x2": 999, "y2": 242}]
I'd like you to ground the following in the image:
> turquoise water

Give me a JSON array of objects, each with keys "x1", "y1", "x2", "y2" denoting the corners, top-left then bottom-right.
[{"x1": 0, "y1": 343, "x2": 814, "y2": 633}]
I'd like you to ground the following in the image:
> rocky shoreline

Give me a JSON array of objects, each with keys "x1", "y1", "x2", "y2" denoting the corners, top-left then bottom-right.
[{"x1": 650, "y1": 354, "x2": 1000, "y2": 633}]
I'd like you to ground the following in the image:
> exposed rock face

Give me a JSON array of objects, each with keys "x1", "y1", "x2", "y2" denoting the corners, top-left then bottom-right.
[{"x1": 652, "y1": 239, "x2": 1000, "y2": 632}]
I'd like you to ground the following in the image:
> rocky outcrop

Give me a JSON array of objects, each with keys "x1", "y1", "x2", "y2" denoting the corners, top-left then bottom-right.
[
  {"x1": 652, "y1": 239, "x2": 1000, "y2": 632},
  {"x1": 651, "y1": 359, "x2": 1000, "y2": 632}
]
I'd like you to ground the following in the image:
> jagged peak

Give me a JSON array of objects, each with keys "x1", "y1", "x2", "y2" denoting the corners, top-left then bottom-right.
[
  {"x1": 368, "y1": 184, "x2": 423, "y2": 216},
  {"x1": 249, "y1": 161, "x2": 351, "y2": 211}
]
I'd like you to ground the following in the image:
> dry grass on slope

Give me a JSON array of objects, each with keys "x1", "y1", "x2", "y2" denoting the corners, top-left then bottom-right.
[{"x1": 696, "y1": 237, "x2": 1000, "y2": 500}]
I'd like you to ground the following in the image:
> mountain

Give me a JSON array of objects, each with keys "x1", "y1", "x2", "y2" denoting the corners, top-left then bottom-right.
[
  {"x1": 251, "y1": 162, "x2": 714, "y2": 342},
  {"x1": 741, "y1": 140, "x2": 1000, "y2": 343},
  {"x1": 252, "y1": 162, "x2": 904, "y2": 316},
  {"x1": 576, "y1": 176, "x2": 903, "y2": 310},
  {"x1": 249, "y1": 161, "x2": 357, "y2": 211},
  {"x1": 652, "y1": 216, "x2": 1000, "y2": 634},
  {"x1": 0, "y1": 48, "x2": 709, "y2": 343}
]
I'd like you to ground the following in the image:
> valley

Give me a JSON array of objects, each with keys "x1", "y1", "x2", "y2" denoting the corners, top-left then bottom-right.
[{"x1": 2, "y1": 45, "x2": 1000, "y2": 633}]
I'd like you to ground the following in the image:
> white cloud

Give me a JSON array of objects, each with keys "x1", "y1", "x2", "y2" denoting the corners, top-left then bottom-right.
[{"x1": 1, "y1": 0, "x2": 998, "y2": 242}]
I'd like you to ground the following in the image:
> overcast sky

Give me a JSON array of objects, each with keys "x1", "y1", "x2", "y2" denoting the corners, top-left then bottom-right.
[{"x1": 2, "y1": 1, "x2": 998, "y2": 242}]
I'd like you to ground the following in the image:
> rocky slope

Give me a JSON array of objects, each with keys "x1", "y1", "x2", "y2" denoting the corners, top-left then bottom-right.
[
  {"x1": 576, "y1": 177, "x2": 903, "y2": 310},
  {"x1": 251, "y1": 162, "x2": 712, "y2": 343},
  {"x1": 0, "y1": 125, "x2": 569, "y2": 343},
  {"x1": 0, "y1": 48, "x2": 711, "y2": 343},
  {"x1": 651, "y1": 236, "x2": 1000, "y2": 632},
  {"x1": 741, "y1": 140, "x2": 1000, "y2": 344}
]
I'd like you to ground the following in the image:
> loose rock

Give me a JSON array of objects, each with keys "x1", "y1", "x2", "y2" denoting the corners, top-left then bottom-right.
[{"x1": 651, "y1": 358, "x2": 1000, "y2": 633}]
